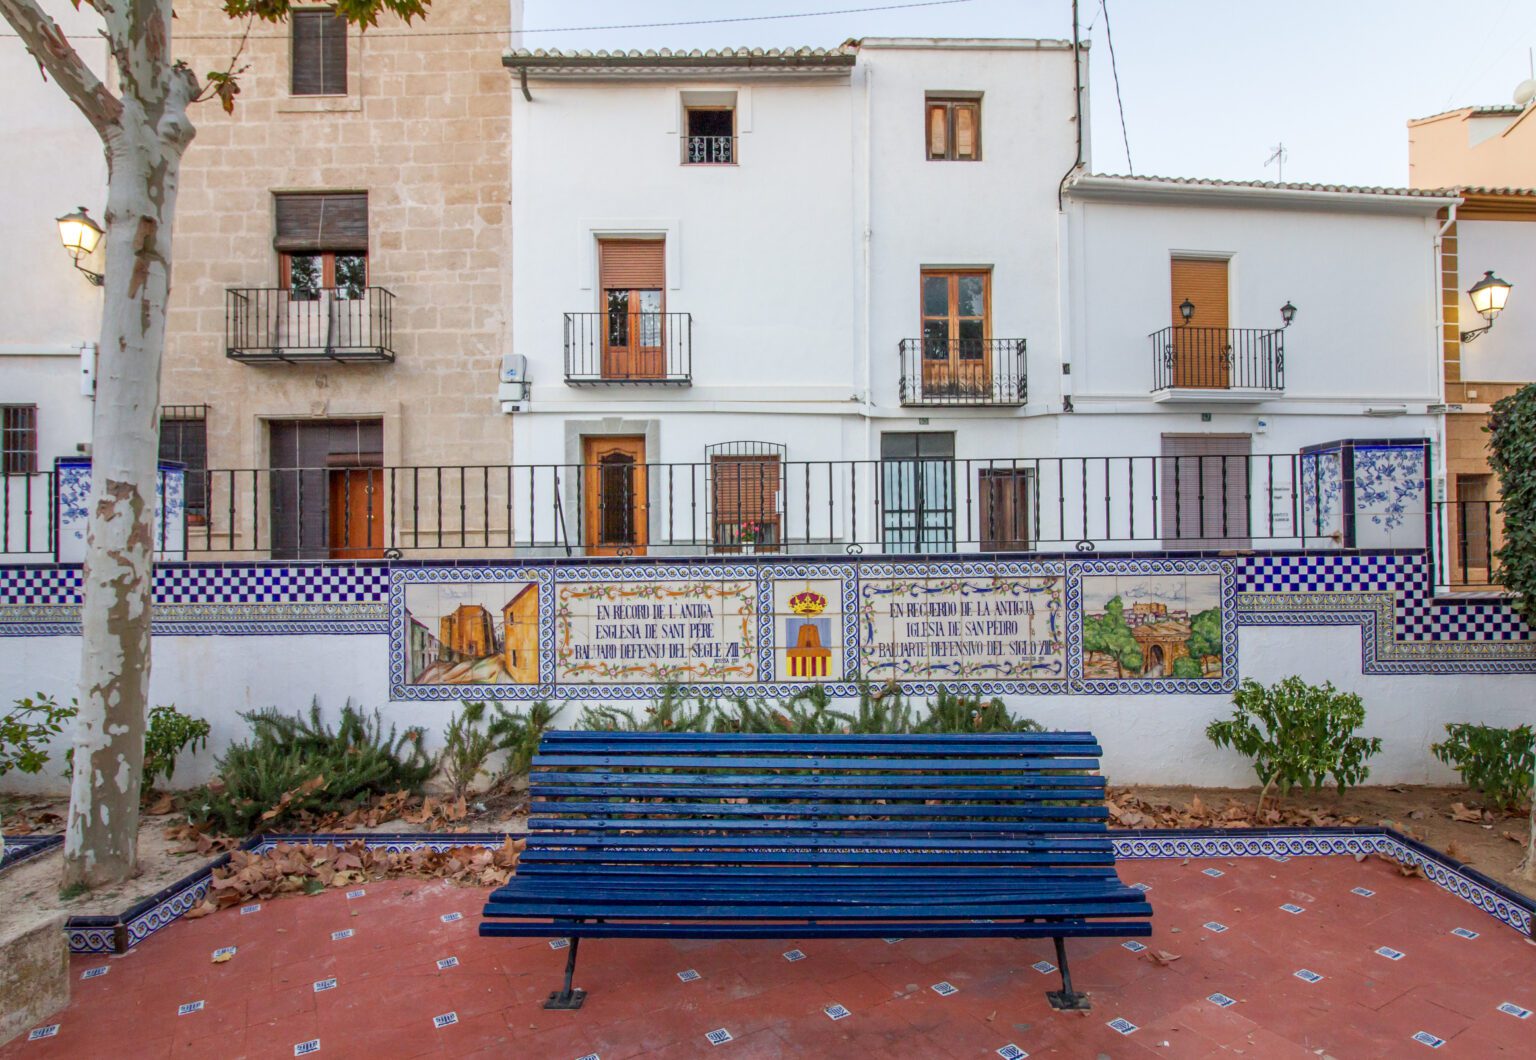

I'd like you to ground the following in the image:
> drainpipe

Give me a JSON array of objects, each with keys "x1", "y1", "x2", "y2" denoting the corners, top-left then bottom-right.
[
  {"x1": 1056, "y1": 0, "x2": 1084, "y2": 210},
  {"x1": 861, "y1": 59, "x2": 875, "y2": 517},
  {"x1": 1431, "y1": 198, "x2": 1459, "y2": 590}
]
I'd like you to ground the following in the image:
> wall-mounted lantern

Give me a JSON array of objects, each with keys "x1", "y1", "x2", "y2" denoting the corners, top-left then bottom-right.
[
  {"x1": 56, "y1": 206, "x2": 104, "y2": 286},
  {"x1": 1178, "y1": 298, "x2": 1195, "y2": 325},
  {"x1": 1280, "y1": 301, "x2": 1297, "y2": 328},
  {"x1": 1461, "y1": 270, "x2": 1512, "y2": 343}
]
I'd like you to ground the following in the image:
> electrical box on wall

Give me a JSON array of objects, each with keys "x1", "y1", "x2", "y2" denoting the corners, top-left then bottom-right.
[
  {"x1": 498, "y1": 354, "x2": 529, "y2": 413},
  {"x1": 79, "y1": 342, "x2": 97, "y2": 397}
]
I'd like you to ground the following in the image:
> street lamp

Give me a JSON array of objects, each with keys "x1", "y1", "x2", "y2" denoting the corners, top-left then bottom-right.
[
  {"x1": 56, "y1": 207, "x2": 104, "y2": 286},
  {"x1": 1461, "y1": 270, "x2": 1512, "y2": 343},
  {"x1": 1280, "y1": 301, "x2": 1297, "y2": 328},
  {"x1": 1178, "y1": 298, "x2": 1195, "y2": 325}
]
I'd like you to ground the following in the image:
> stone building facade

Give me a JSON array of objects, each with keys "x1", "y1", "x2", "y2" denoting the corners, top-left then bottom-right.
[{"x1": 159, "y1": 1, "x2": 518, "y2": 556}]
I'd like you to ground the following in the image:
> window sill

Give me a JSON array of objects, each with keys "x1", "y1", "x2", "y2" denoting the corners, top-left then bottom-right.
[{"x1": 278, "y1": 94, "x2": 362, "y2": 115}]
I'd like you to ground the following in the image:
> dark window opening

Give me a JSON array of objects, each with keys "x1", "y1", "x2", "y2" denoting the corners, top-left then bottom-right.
[
  {"x1": 268, "y1": 418, "x2": 383, "y2": 560},
  {"x1": 1, "y1": 405, "x2": 38, "y2": 475},
  {"x1": 684, "y1": 107, "x2": 735, "y2": 164},
  {"x1": 159, "y1": 406, "x2": 209, "y2": 523},
  {"x1": 291, "y1": 9, "x2": 348, "y2": 96},
  {"x1": 881, "y1": 432, "x2": 955, "y2": 554}
]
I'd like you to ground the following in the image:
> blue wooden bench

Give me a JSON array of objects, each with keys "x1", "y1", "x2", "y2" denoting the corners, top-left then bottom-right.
[{"x1": 480, "y1": 730, "x2": 1152, "y2": 1011}]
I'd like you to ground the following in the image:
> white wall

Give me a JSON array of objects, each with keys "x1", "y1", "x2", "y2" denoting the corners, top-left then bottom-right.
[
  {"x1": 0, "y1": 0, "x2": 107, "y2": 471},
  {"x1": 1456, "y1": 219, "x2": 1536, "y2": 384},
  {"x1": 1065, "y1": 195, "x2": 1443, "y2": 407},
  {"x1": 2, "y1": 622, "x2": 1518, "y2": 794}
]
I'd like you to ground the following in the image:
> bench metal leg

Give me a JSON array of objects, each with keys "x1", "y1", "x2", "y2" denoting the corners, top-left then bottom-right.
[
  {"x1": 544, "y1": 935, "x2": 587, "y2": 1010},
  {"x1": 1045, "y1": 937, "x2": 1091, "y2": 1011}
]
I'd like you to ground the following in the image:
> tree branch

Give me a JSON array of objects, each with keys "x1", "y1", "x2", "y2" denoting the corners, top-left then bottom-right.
[{"x1": 0, "y1": 0, "x2": 122, "y2": 137}]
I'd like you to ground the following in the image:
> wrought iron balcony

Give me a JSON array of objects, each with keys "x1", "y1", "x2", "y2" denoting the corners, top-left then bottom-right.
[
  {"x1": 226, "y1": 287, "x2": 395, "y2": 364},
  {"x1": 1150, "y1": 326, "x2": 1284, "y2": 394},
  {"x1": 898, "y1": 338, "x2": 1027, "y2": 406},
  {"x1": 564, "y1": 312, "x2": 692, "y2": 386},
  {"x1": 683, "y1": 135, "x2": 735, "y2": 165}
]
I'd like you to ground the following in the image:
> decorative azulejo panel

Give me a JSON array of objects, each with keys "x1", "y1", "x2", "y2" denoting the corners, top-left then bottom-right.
[
  {"x1": 1068, "y1": 557, "x2": 1238, "y2": 693},
  {"x1": 0, "y1": 834, "x2": 61, "y2": 874}
]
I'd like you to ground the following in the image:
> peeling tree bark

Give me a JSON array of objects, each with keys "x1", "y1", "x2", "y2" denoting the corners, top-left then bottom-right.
[{"x1": 0, "y1": 0, "x2": 196, "y2": 889}]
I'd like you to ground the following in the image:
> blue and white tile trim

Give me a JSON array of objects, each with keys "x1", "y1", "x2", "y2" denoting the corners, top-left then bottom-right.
[
  {"x1": 3, "y1": 548, "x2": 1534, "y2": 672},
  {"x1": 59, "y1": 827, "x2": 1533, "y2": 955},
  {"x1": 1114, "y1": 829, "x2": 1534, "y2": 938},
  {"x1": 0, "y1": 833, "x2": 62, "y2": 874}
]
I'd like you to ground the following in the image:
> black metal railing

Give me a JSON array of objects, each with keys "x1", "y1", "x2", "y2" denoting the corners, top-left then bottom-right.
[
  {"x1": 1150, "y1": 326, "x2": 1284, "y2": 392},
  {"x1": 5, "y1": 453, "x2": 1503, "y2": 590},
  {"x1": 683, "y1": 135, "x2": 735, "y2": 164},
  {"x1": 898, "y1": 338, "x2": 1027, "y2": 406},
  {"x1": 564, "y1": 312, "x2": 692, "y2": 385},
  {"x1": 226, "y1": 287, "x2": 396, "y2": 364}
]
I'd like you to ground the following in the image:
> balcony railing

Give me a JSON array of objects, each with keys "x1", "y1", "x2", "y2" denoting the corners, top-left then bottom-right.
[
  {"x1": 1, "y1": 452, "x2": 1488, "y2": 588},
  {"x1": 1150, "y1": 326, "x2": 1284, "y2": 392},
  {"x1": 683, "y1": 135, "x2": 735, "y2": 165},
  {"x1": 898, "y1": 338, "x2": 1027, "y2": 406},
  {"x1": 564, "y1": 312, "x2": 692, "y2": 385},
  {"x1": 227, "y1": 287, "x2": 396, "y2": 364}
]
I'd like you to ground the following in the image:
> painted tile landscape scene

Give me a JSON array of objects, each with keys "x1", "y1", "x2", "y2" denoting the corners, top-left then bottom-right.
[
  {"x1": 402, "y1": 579, "x2": 540, "y2": 685},
  {"x1": 1081, "y1": 573, "x2": 1223, "y2": 680}
]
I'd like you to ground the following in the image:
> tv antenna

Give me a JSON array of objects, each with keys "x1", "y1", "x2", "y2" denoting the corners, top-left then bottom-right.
[{"x1": 1264, "y1": 143, "x2": 1288, "y2": 183}]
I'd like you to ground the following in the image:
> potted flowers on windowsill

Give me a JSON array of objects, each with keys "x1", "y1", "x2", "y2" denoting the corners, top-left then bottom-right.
[{"x1": 738, "y1": 520, "x2": 763, "y2": 556}]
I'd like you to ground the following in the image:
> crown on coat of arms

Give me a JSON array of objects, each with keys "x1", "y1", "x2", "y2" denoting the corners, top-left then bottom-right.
[{"x1": 788, "y1": 591, "x2": 828, "y2": 616}]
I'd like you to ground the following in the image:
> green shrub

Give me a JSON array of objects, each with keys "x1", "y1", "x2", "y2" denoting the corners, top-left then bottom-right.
[
  {"x1": 437, "y1": 702, "x2": 499, "y2": 799},
  {"x1": 190, "y1": 698, "x2": 431, "y2": 834},
  {"x1": 486, "y1": 701, "x2": 561, "y2": 778},
  {"x1": 0, "y1": 693, "x2": 75, "y2": 778},
  {"x1": 1432, "y1": 723, "x2": 1534, "y2": 812},
  {"x1": 142, "y1": 705, "x2": 211, "y2": 790},
  {"x1": 1206, "y1": 677, "x2": 1382, "y2": 811},
  {"x1": 914, "y1": 689, "x2": 1042, "y2": 733}
]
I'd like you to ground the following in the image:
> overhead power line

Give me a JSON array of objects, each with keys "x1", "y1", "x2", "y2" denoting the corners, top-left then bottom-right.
[{"x1": 1099, "y1": 0, "x2": 1133, "y2": 174}]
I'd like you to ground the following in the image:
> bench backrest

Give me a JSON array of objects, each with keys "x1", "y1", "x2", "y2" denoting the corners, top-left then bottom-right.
[{"x1": 523, "y1": 731, "x2": 1112, "y2": 874}]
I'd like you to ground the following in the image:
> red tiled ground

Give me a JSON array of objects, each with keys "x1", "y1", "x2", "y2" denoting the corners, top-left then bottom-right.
[{"x1": 6, "y1": 854, "x2": 1534, "y2": 1058}]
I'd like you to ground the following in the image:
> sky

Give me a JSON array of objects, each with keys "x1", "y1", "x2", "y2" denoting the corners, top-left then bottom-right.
[{"x1": 520, "y1": 0, "x2": 1536, "y2": 187}]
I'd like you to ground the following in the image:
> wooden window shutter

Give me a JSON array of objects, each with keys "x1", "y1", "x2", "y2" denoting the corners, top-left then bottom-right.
[
  {"x1": 953, "y1": 103, "x2": 979, "y2": 159},
  {"x1": 274, "y1": 193, "x2": 369, "y2": 253},
  {"x1": 926, "y1": 104, "x2": 948, "y2": 158},
  {"x1": 713, "y1": 456, "x2": 781, "y2": 522},
  {"x1": 291, "y1": 10, "x2": 347, "y2": 96},
  {"x1": 1170, "y1": 258, "x2": 1230, "y2": 330},
  {"x1": 1159, "y1": 434, "x2": 1251, "y2": 548},
  {"x1": 599, "y1": 239, "x2": 665, "y2": 289}
]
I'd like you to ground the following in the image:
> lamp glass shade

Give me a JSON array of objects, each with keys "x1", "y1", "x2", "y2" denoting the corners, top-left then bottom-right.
[
  {"x1": 1468, "y1": 270, "x2": 1512, "y2": 320},
  {"x1": 1179, "y1": 298, "x2": 1195, "y2": 323},
  {"x1": 56, "y1": 208, "x2": 103, "y2": 259}
]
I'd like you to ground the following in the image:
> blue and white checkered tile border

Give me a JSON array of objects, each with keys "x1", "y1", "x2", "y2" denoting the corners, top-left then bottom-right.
[
  {"x1": 59, "y1": 828, "x2": 1532, "y2": 954},
  {"x1": 0, "y1": 834, "x2": 62, "y2": 874},
  {"x1": 1114, "y1": 831, "x2": 1533, "y2": 937}
]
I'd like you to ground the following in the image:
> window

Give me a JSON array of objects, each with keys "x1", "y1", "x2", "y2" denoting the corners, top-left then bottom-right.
[
  {"x1": 926, "y1": 97, "x2": 981, "y2": 160},
  {"x1": 291, "y1": 9, "x2": 347, "y2": 96},
  {"x1": 598, "y1": 238, "x2": 665, "y2": 379},
  {"x1": 274, "y1": 192, "x2": 368, "y2": 299},
  {"x1": 1159, "y1": 434, "x2": 1251, "y2": 549},
  {"x1": 159, "y1": 406, "x2": 208, "y2": 523},
  {"x1": 684, "y1": 107, "x2": 735, "y2": 164},
  {"x1": 881, "y1": 432, "x2": 955, "y2": 553},
  {"x1": 711, "y1": 452, "x2": 782, "y2": 553},
  {"x1": 920, "y1": 269, "x2": 991, "y2": 398},
  {"x1": 1, "y1": 404, "x2": 38, "y2": 474}
]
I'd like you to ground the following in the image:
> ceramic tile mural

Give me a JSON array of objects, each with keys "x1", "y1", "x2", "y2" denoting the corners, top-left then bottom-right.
[
  {"x1": 856, "y1": 575, "x2": 1064, "y2": 682},
  {"x1": 401, "y1": 579, "x2": 540, "y2": 685},
  {"x1": 55, "y1": 458, "x2": 187, "y2": 563},
  {"x1": 1299, "y1": 446, "x2": 1344, "y2": 548},
  {"x1": 1351, "y1": 444, "x2": 1427, "y2": 550},
  {"x1": 553, "y1": 579, "x2": 758, "y2": 685},
  {"x1": 769, "y1": 578, "x2": 846, "y2": 683},
  {"x1": 1080, "y1": 573, "x2": 1223, "y2": 681}
]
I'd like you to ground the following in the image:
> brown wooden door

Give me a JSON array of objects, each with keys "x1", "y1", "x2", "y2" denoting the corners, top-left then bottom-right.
[
  {"x1": 327, "y1": 467, "x2": 383, "y2": 560},
  {"x1": 599, "y1": 240, "x2": 665, "y2": 379},
  {"x1": 921, "y1": 270, "x2": 990, "y2": 398},
  {"x1": 978, "y1": 469, "x2": 1032, "y2": 551},
  {"x1": 1170, "y1": 258, "x2": 1230, "y2": 388},
  {"x1": 583, "y1": 436, "x2": 647, "y2": 556}
]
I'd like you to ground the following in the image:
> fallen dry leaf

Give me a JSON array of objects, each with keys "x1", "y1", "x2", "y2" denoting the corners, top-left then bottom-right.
[
  {"x1": 144, "y1": 792, "x2": 176, "y2": 816},
  {"x1": 1146, "y1": 949, "x2": 1182, "y2": 966},
  {"x1": 1449, "y1": 802, "x2": 1483, "y2": 824}
]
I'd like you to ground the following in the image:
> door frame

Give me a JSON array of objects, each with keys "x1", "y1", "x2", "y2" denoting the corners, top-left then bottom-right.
[
  {"x1": 582, "y1": 434, "x2": 648, "y2": 556},
  {"x1": 920, "y1": 268, "x2": 992, "y2": 396}
]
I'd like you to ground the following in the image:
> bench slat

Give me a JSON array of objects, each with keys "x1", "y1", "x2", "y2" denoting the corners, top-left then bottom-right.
[
  {"x1": 529, "y1": 801, "x2": 1107, "y2": 820},
  {"x1": 480, "y1": 920, "x2": 1153, "y2": 941},
  {"x1": 530, "y1": 753, "x2": 1103, "y2": 771}
]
